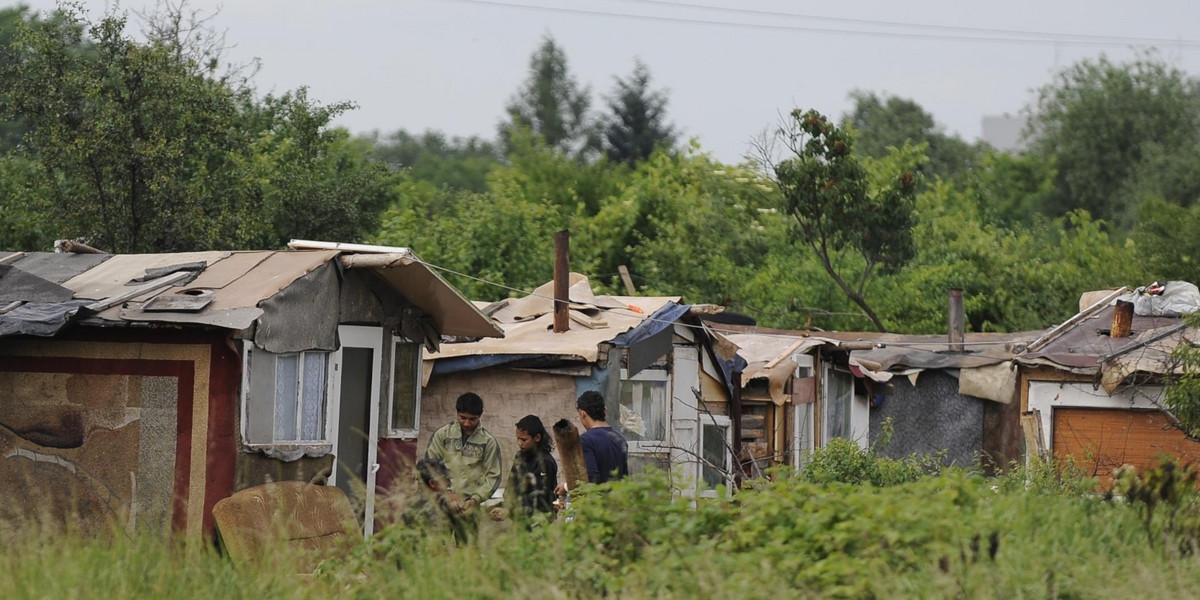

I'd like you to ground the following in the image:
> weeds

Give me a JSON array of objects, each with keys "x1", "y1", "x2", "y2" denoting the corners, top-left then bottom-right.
[{"x1": 4, "y1": 454, "x2": 1200, "y2": 599}]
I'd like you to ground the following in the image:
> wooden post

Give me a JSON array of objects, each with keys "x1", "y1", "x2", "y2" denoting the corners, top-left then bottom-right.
[
  {"x1": 553, "y1": 419, "x2": 588, "y2": 491},
  {"x1": 731, "y1": 370, "x2": 744, "y2": 490},
  {"x1": 1019, "y1": 410, "x2": 1047, "y2": 461},
  {"x1": 553, "y1": 230, "x2": 570, "y2": 333},
  {"x1": 618, "y1": 265, "x2": 637, "y2": 295},
  {"x1": 1111, "y1": 300, "x2": 1134, "y2": 338},
  {"x1": 948, "y1": 288, "x2": 965, "y2": 352}
]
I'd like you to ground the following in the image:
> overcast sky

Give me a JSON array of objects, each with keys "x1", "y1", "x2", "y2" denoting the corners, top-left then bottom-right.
[{"x1": 19, "y1": 0, "x2": 1200, "y2": 163}]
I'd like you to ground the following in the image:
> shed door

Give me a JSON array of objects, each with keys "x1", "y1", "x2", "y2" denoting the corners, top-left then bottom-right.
[
  {"x1": 330, "y1": 326, "x2": 383, "y2": 536},
  {"x1": 1052, "y1": 407, "x2": 1200, "y2": 485}
]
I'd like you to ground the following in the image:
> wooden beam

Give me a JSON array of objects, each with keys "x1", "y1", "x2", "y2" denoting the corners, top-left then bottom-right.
[
  {"x1": 618, "y1": 265, "x2": 636, "y2": 295},
  {"x1": 85, "y1": 270, "x2": 192, "y2": 313}
]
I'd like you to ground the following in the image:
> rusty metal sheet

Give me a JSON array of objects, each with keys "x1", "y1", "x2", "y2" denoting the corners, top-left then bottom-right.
[{"x1": 61, "y1": 252, "x2": 230, "y2": 300}]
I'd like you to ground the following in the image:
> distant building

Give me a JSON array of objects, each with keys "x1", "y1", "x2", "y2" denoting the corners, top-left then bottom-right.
[{"x1": 981, "y1": 114, "x2": 1029, "y2": 153}]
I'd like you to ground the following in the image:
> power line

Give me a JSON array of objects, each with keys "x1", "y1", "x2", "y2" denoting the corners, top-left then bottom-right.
[
  {"x1": 431, "y1": 0, "x2": 1200, "y2": 48},
  {"x1": 617, "y1": 0, "x2": 1200, "y2": 47}
]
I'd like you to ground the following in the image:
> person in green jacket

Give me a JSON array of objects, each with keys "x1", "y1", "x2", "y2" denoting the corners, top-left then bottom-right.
[{"x1": 424, "y1": 392, "x2": 502, "y2": 513}]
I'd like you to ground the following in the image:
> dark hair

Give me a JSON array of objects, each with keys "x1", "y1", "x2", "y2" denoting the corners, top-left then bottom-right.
[
  {"x1": 416, "y1": 457, "x2": 450, "y2": 487},
  {"x1": 576, "y1": 390, "x2": 607, "y2": 421},
  {"x1": 515, "y1": 414, "x2": 554, "y2": 454},
  {"x1": 455, "y1": 392, "x2": 484, "y2": 415}
]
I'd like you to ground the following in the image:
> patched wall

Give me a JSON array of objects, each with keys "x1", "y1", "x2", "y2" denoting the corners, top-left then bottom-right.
[
  {"x1": 420, "y1": 367, "x2": 580, "y2": 490},
  {"x1": 0, "y1": 334, "x2": 238, "y2": 539},
  {"x1": 868, "y1": 370, "x2": 984, "y2": 467}
]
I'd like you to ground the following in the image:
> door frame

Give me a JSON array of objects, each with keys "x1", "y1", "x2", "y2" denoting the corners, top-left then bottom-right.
[{"x1": 330, "y1": 325, "x2": 383, "y2": 536}]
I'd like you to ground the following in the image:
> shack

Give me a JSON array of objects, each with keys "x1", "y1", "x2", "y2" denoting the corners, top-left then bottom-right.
[
  {"x1": 0, "y1": 241, "x2": 500, "y2": 538},
  {"x1": 1015, "y1": 284, "x2": 1200, "y2": 484},
  {"x1": 420, "y1": 274, "x2": 742, "y2": 495}
]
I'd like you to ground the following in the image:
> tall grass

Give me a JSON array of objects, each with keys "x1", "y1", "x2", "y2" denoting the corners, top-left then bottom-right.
[{"x1": 3, "y1": 454, "x2": 1200, "y2": 599}]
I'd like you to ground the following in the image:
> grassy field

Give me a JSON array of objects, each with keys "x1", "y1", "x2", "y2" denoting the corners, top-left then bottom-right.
[{"x1": 4, "y1": 451, "x2": 1200, "y2": 599}]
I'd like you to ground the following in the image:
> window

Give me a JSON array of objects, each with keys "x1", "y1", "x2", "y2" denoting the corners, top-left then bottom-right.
[
  {"x1": 824, "y1": 367, "x2": 854, "y2": 442},
  {"x1": 387, "y1": 337, "x2": 422, "y2": 438},
  {"x1": 244, "y1": 344, "x2": 331, "y2": 445},
  {"x1": 617, "y1": 368, "x2": 669, "y2": 447},
  {"x1": 700, "y1": 415, "x2": 732, "y2": 494}
]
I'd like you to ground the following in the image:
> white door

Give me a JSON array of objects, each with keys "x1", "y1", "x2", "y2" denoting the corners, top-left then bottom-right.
[
  {"x1": 669, "y1": 345, "x2": 700, "y2": 491},
  {"x1": 330, "y1": 325, "x2": 383, "y2": 536}
]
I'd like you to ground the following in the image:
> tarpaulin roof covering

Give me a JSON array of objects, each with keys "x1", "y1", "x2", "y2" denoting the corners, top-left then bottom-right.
[
  {"x1": 712, "y1": 325, "x2": 1038, "y2": 404},
  {"x1": 0, "y1": 246, "x2": 501, "y2": 340}
]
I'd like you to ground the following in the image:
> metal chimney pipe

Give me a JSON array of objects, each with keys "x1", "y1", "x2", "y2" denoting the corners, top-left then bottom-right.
[
  {"x1": 948, "y1": 289, "x2": 965, "y2": 352},
  {"x1": 553, "y1": 230, "x2": 570, "y2": 333}
]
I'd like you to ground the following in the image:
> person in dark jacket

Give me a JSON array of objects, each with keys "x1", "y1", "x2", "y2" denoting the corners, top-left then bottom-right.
[
  {"x1": 576, "y1": 390, "x2": 629, "y2": 483},
  {"x1": 491, "y1": 415, "x2": 558, "y2": 524}
]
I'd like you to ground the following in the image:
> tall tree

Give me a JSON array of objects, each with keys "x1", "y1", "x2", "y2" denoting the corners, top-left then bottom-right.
[
  {"x1": 1026, "y1": 53, "x2": 1200, "y2": 226},
  {"x1": 0, "y1": 5, "x2": 394, "y2": 252},
  {"x1": 844, "y1": 91, "x2": 980, "y2": 182},
  {"x1": 602, "y1": 60, "x2": 676, "y2": 167},
  {"x1": 500, "y1": 35, "x2": 596, "y2": 159},
  {"x1": 366, "y1": 129, "x2": 500, "y2": 194},
  {"x1": 766, "y1": 109, "x2": 920, "y2": 332}
]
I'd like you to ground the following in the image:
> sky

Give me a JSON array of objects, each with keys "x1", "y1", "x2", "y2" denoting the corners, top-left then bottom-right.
[{"x1": 18, "y1": 0, "x2": 1200, "y2": 163}]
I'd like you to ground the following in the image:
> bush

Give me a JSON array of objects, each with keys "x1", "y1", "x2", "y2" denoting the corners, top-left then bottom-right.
[{"x1": 796, "y1": 421, "x2": 944, "y2": 486}]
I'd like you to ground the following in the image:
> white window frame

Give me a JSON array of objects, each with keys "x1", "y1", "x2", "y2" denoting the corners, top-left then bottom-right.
[
  {"x1": 385, "y1": 334, "x2": 422, "y2": 439},
  {"x1": 241, "y1": 341, "x2": 336, "y2": 447},
  {"x1": 822, "y1": 364, "x2": 855, "y2": 444},
  {"x1": 618, "y1": 367, "x2": 671, "y2": 453},
  {"x1": 699, "y1": 414, "x2": 733, "y2": 497}
]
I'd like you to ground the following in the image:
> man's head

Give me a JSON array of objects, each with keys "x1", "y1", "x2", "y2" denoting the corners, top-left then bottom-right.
[
  {"x1": 416, "y1": 457, "x2": 451, "y2": 492},
  {"x1": 455, "y1": 392, "x2": 484, "y2": 434},
  {"x1": 576, "y1": 390, "x2": 607, "y2": 428}
]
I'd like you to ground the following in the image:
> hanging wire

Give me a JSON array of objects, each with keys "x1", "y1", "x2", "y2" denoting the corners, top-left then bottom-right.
[{"x1": 413, "y1": 256, "x2": 1031, "y2": 348}]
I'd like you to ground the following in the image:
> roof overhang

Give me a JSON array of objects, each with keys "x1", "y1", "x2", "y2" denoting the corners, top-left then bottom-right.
[{"x1": 291, "y1": 241, "x2": 503, "y2": 339}]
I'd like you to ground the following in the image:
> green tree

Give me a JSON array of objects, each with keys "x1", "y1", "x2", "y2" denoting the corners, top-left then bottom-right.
[
  {"x1": 1133, "y1": 199, "x2": 1200, "y2": 285},
  {"x1": 0, "y1": 7, "x2": 248, "y2": 252},
  {"x1": 0, "y1": 5, "x2": 34, "y2": 153},
  {"x1": 243, "y1": 90, "x2": 399, "y2": 249},
  {"x1": 500, "y1": 35, "x2": 596, "y2": 159},
  {"x1": 601, "y1": 60, "x2": 676, "y2": 168},
  {"x1": 844, "y1": 90, "x2": 981, "y2": 182},
  {"x1": 366, "y1": 129, "x2": 500, "y2": 194},
  {"x1": 1027, "y1": 53, "x2": 1200, "y2": 226},
  {"x1": 0, "y1": 6, "x2": 393, "y2": 252},
  {"x1": 768, "y1": 109, "x2": 921, "y2": 332},
  {"x1": 0, "y1": 155, "x2": 51, "y2": 250}
]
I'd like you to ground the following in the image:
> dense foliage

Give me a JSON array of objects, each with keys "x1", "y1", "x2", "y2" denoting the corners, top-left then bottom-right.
[
  {"x1": 0, "y1": 5, "x2": 397, "y2": 253},
  {"x1": 1, "y1": 5, "x2": 1196, "y2": 337}
]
